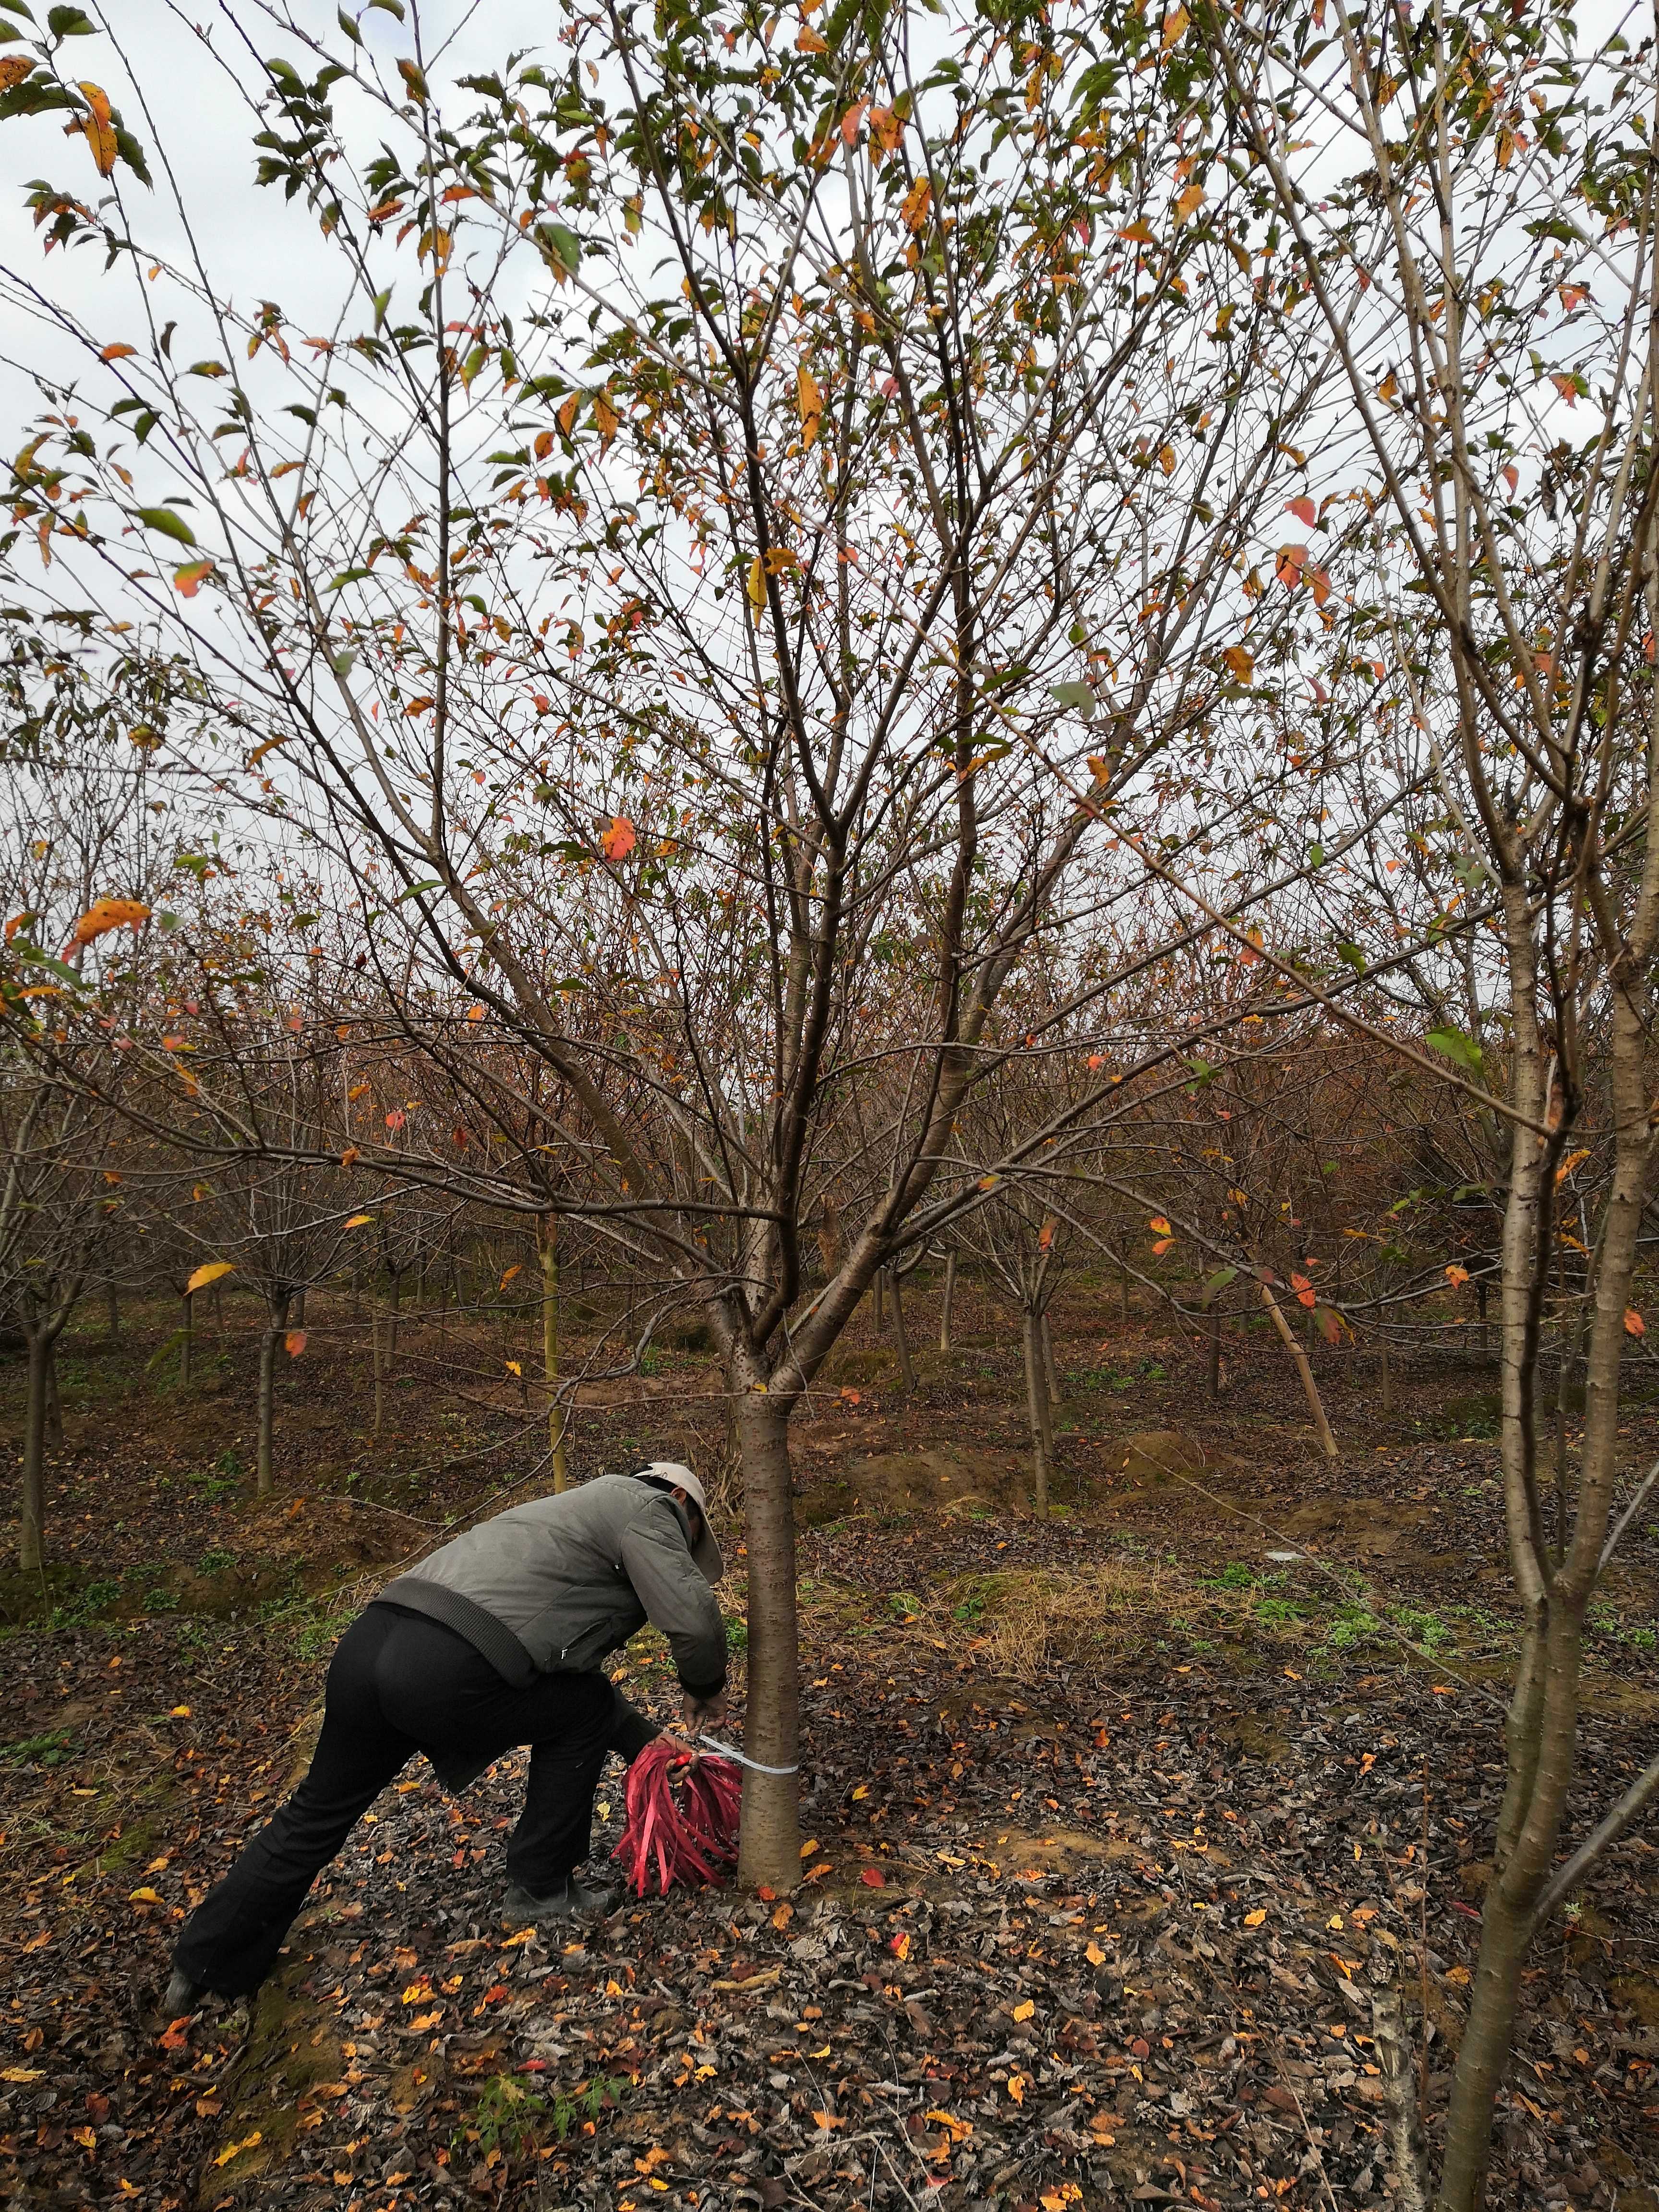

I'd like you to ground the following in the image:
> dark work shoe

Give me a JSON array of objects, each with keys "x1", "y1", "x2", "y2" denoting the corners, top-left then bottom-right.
[
  {"x1": 162, "y1": 1967, "x2": 202, "y2": 2018},
  {"x1": 502, "y1": 1875, "x2": 617, "y2": 1926}
]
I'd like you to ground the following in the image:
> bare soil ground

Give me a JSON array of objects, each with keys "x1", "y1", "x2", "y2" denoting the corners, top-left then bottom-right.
[{"x1": 1, "y1": 1274, "x2": 1656, "y2": 2211}]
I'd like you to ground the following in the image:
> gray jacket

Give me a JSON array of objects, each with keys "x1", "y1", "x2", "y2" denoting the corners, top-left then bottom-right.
[{"x1": 376, "y1": 1474, "x2": 728, "y2": 1696}]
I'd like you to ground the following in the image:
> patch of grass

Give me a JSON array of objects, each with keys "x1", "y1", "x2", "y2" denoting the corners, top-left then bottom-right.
[
  {"x1": 197, "y1": 1547, "x2": 237, "y2": 1576},
  {"x1": 2, "y1": 1726, "x2": 77, "y2": 1768},
  {"x1": 457, "y1": 2070, "x2": 624, "y2": 2162},
  {"x1": 188, "y1": 1447, "x2": 245, "y2": 1504}
]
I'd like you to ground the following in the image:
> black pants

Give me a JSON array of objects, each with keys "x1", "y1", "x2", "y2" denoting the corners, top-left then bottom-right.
[{"x1": 173, "y1": 1606, "x2": 621, "y2": 1996}]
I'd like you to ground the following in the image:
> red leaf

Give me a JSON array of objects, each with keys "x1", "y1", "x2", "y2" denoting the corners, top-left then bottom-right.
[
  {"x1": 1287, "y1": 495, "x2": 1315, "y2": 525},
  {"x1": 860, "y1": 1867, "x2": 887, "y2": 1888}
]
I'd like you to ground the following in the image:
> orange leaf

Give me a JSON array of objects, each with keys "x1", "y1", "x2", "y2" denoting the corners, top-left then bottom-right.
[
  {"x1": 0, "y1": 56, "x2": 35, "y2": 92},
  {"x1": 1173, "y1": 181, "x2": 1204, "y2": 224},
  {"x1": 901, "y1": 178, "x2": 932, "y2": 232},
  {"x1": 1275, "y1": 543, "x2": 1307, "y2": 586},
  {"x1": 601, "y1": 816, "x2": 637, "y2": 862},
  {"x1": 1291, "y1": 1271, "x2": 1316, "y2": 1308},
  {"x1": 101, "y1": 341, "x2": 137, "y2": 361},
  {"x1": 1287, "y1": 495, "x2": 1315, "y2": 525},
  {"x1": 556, "y1": 393, "x2": 580, "y2": 438},
  {"x1": 1221, "y1": 644, "x2": 1253, "y2": 681},
  {"x1": 1148, "y1": 1216, "x2": 1172, "y2": 1235},
  {"x1": 173, "y1": 560, "x2": 214, "y2": 597},
  {"x1": 796, "y1": 23, "x2": 828, "y2": 51},
  {"x1": 344, "y1": 1213, "x2": 374, "y2": 1228},
  {"x1": 284, "y1": 1329, "x2": 307, "y2": 1357},
  {"x1": 1151, "y1": 1237, "x2": 1174, "y2": 1256},
  {"x1": 1625, "y1": 1308, "x2": 1645, "y2": 1336},
  {"x1": 593, "y1": 390, "x2": 620, "y2": 446},
  {"x1": 68, "y1": 896, "x2": 150, "y2": 949},
  {"x1": 340, "y1": 1147, "x2": 360, "y2": 1167},
  {"x1": 500, "y1": 1263, "x2": 522, "y2": 1289},
  {"x1": 1445, "y1": 1264, "x2": 1470, "y2": 1286}
]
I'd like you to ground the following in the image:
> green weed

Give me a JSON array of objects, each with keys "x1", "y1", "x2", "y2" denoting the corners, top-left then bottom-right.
[{"x1": 2, "y1": 1727, "x2": 77, "y2": 1768}]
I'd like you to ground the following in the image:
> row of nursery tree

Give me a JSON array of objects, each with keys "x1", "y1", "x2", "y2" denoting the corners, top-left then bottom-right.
[{"x1": 0, "y1": 0, "x2": 1655, "y2": 2200}]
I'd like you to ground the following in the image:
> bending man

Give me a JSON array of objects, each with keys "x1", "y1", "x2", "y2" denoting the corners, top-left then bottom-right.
[{"x1": 166, "y1": 1461, "x2": 727, "y2": 2010}]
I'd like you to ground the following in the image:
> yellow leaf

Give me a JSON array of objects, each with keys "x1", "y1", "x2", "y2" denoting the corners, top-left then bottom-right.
[
  {"x1": 594, "y1": 390, "x2": 620, "y2": 446},
  {"x1": 186, "y1": 1261, "x2": 234, "y2": 1295},
  {"x1": 345, "y1": 1213, "x2": 373, "y2": 1228},
  {"x1": 505, "y1": 1359, "x2": 522, "y2": 1377},
  {"x1": 796, "y1": 23, "x2": 828, "y2": 50},
  {"x1": 211, "y1": 2131, "x2": 263, "y2": 2168},
  {"x1": 1161, "y1": 3, "x2": 1190, "y2": 45},
  {"x1": 1085, "y1": 1941, "x2": 1106, "y2": 1966},
  {"x1": 746, "y1": 555, "x2": 767, "y2": 612},
  {"x1": 129, "y1": 1886, "x2": 164, "y2": 1904},
  {"x1": 557, "y1": 392, "x2": 580, "y2": 437},
  {"x1": 1244, "y1": 1908, "x2": 1267, "y2": 1926},
  {"x1": 1012, "y1": 1999, "x2": 1034, "y2": 2022},
  {"x1": 1006, "y1": 2072, "x2": 1026, "y2": 2103},
  {"x1": 797, "y1": 363, "x2": 822, "y2": 447},
  {"x1": 0, "y1": 2068, "x2": 45, "y2": 2084},
  {"x1": 1222, "y1": 644, "x2": 1254, "y2": 681},
  {"x1": 799, "y1": 1837, "x2": 820, "y2": 1857},
  {"x1": 1174, "y1": 182, "x2": 1204, "y2": 223},
  {"x1": 68, "y1": 896, "x2": 150, "y2": 949},
  {"x1": 901, "y1": 177, "x2": 931, "y2": 232}
]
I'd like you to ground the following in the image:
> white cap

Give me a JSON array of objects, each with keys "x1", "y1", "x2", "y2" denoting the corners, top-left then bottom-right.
[{"x1": 633, "y1": 1460, "x2": 724, "y2": 1583}]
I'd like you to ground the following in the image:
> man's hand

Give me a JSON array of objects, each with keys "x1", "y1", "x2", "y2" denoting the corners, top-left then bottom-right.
[
  {"x1": 653, "y1": 1730, "x2": 695, "y2": 1757},
  {"x1": 682, "y1": 1689, "x2": 727, "y2": 1733}
]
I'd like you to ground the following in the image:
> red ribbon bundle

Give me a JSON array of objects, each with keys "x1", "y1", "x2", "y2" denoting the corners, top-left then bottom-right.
[{"x1": 612, "y1": 1741, "x2": 742, "y2": 1897}]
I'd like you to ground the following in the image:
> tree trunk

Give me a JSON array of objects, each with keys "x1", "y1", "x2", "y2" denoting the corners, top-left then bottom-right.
[
  {"x1": 257, "y1": 1317, "x2": 279, "y2": 1497},
  {"x1": 1435, "y1": 1883, "x2": 1534, "y2": 2212},
  {"x1": 372, "y1": 1308, "x2": 385, "y2": 1438},
  {"x1": 43, "y1": 1339, "x2": 62, "y2": 1450},
  {"x1": 938, "y1": 1250, "x2": 956, "y2": 1353},
  {"x1": 1041, "y1": 1310, "x2": 1061, "y2": 1409},
  {"x1": 539, "y1": 1214, "x2": 570, "y2": 1491},
  {"x1": 733, "y1": 1384, "x2": 801, "y2": 1892},
  {"x1": 19, "y1": 1329, "x2": 49, "y2": 1573},
  {"x1": 890, "y1": 1272, "x2": 916, "y2": 1393},
  {"x1": 180, "y1": 1291, "x2": 193, "y2": 1387},
  {"x1": 1261, "y1": 1283, "x2": 1338, "y2": 1459},
  {"x1": 1022, "y1": 1309, "x2": 1052, "y2": 1517},
  {"x1": 1207, "y1": 1310, "x2": 1221, "y2": 1401}
]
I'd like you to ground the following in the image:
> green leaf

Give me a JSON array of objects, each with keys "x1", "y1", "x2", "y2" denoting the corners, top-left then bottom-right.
[
  {"x1": 1049, "y1": 679, "x2": 1095, "y2": 719},
  {"x1": 337, "y1": 6, "x2": 362, "y2": 40},
  {"x1": 134, "y1": 505, "x2": 196, "y2": 545},
  {"x1": 46, "y1": 2, "x2": 94, "y2": 30},
  {"x1": 1336, "y1": 941, "x2": 1367, "y2": 973},
  {"x1": 365, "y1": 0, "x2": 403, "y2": 13},
  {"x1": 393, "y1": 878, "x2": 444, "y2": 902},
  {"x1": 326, "y1": 567, "x2": 375, "y2": 589},
  {"x1": 1427, "y1": 1025, "x2": 1484, "y2": 1076},
  {"x1": 538, "y1": 220, "x2": 581, "y2": 273},
  {"x1": 1199, "y1": 1265, "x2": 1238, "y2": 1307},
  {"x1": 1185, "y1": 1055, "x2": 1218, "y2": 1085},
  {"x1": 0, "y1": 2, "x2": 39, "y2": 22}
]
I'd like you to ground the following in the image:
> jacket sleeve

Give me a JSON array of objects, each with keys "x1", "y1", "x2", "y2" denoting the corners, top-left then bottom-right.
[{"x1": 618, "y1": 1498, "x2": 729, "y2": 1699}]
